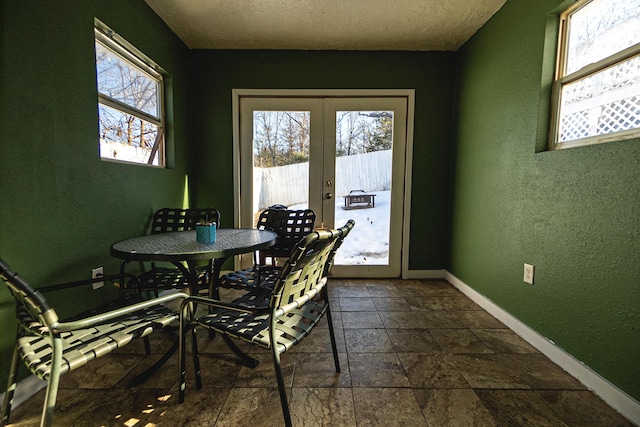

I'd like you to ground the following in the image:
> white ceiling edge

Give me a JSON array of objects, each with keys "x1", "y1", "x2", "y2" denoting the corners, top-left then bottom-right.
[{"x1": 144, "y1": 0, "x2": 507, "y2": 51}]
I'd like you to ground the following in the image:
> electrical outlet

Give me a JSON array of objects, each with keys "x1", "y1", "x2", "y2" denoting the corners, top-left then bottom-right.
[
  {"x1": 92, "y1": 267, "x2": 104, "y2": 290},
  {"x1": 523, "y1": 263, "x2": 534, "y2": 285}
]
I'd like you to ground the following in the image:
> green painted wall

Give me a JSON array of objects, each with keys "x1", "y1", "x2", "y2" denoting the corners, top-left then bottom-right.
[
  {"x1": 187, "y1": 50, "x2": 456, "y2": 270},
  {"x1": 0, "y1": 1, "x2": 192, "y2": 384},
  {"x1": 1, "y1": 4, "x2": 456, "y2": 392},
  {"x1": 450, "y1": 0, "x2": 640, "y2": 400}
]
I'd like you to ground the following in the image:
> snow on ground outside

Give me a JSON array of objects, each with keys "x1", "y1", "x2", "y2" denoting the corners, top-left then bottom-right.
[{"x1": 291, "y1": 190, "x2": 390, "y2": 265}]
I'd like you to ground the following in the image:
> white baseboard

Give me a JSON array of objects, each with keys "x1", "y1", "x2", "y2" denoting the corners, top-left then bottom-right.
[
  {"x1": 402, "y1": 269, "x2": 447, "y2": 279},
  {"x1": 444, "y1": 271, "x2": 640, "y2": 425}
]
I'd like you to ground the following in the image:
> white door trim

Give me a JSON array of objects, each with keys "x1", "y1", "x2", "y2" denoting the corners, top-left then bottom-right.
[{"x1": 232, "y1": 89, "x2": 415, "y2": 278}]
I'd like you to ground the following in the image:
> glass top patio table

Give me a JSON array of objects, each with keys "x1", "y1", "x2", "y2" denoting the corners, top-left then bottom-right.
[
  {"x1": 111, "y1": 228, "x2": 277, "y2": 298},
  {"x1": 110, "y1": 228, "x2": 277, "y2": 375},
  {"x1": 111, "y1": 228, "x2": 277, "y2": 263}
]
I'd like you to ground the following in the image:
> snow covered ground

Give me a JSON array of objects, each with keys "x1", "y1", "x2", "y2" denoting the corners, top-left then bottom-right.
[{"x1": 292, "y1": 190, "x2": 390, "y2": 265}]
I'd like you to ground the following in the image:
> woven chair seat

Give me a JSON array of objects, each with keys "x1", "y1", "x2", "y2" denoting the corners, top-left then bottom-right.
[
  {"x1": 195, "y1": 293, "x2": 326, "y2": 353},
  {"x1": 18, "y1": 296, "x2": 178, "y2": 380},
  {"x1": 218, "y1": 265, "x2": 281, "y2": 291},
  {"x1": 134, "y1": 265, "x2": 209, "y2": 294}
]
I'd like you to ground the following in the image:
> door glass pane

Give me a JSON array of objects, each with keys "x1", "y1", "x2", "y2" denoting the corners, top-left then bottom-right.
[
  {"x1": 240, "y1": 94, "x2": 409, "y2": 277},
  {"x1": 252, "y1": 111, "x2": 310, "y2": 221},
  {"x1": 334, "y1": 111, "x2": 393, "y2": 265}
]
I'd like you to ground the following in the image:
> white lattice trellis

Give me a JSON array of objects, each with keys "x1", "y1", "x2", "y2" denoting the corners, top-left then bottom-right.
[
  {"x1": 560, "y1": 111, "x2": 590, "y2": 141},
  {"x1": 560, "y1": 95, "x2": 640, "y2": 142},
  {"x1": 558, "y1": 54, "x2": 640, "y2": 143},
  {"x1": 598, "y1": 95, "x2": 640, "y2": 134}
]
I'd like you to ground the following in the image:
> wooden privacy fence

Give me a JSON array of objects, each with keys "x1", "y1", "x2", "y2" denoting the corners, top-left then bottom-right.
[{"x1": 254, "y1": 150, "x2": 392, "y2": 210}]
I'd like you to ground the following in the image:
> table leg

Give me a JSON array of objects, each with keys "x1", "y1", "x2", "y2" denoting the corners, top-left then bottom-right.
[
  {"x1": 127, "y1": 261, "x2": 195, "y2": 385},
  {"x1": 207, "y1": 257, "x2": 260, "y2": 367},
  {"x1": 208, "y1": 258, "x2": 227, "y2": 300},
  {"x1": 129, "y1": 338, "x2": 179, "y2": 386},
  {"x1": 222, "y1": 336, "x2": 260, "y2": 367},
  {"x1": 172, "y1": 261, "x2": 199, "y2": 296}
]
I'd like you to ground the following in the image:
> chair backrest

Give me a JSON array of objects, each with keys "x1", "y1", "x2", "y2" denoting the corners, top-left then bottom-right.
[
  {"x1": 150, "y1": 207, "x2": 220, "y2": 234},
  {"x1": 324, "y1": 219, "x2": 355, "y2": 276},
  {"x1": 269, "y1": 220, "x2": 353, "y2": 311},
  {"x1": 256, "y1": 208, "x2": 316, "y2": 255},
  {"x1": 0, "y1": 259, "x2": 59, "y2": 331}
]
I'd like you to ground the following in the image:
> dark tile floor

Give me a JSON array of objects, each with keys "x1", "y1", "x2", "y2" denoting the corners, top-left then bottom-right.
[{"x1": 6, "y1": 279, "x2": 635, "y2": 426}]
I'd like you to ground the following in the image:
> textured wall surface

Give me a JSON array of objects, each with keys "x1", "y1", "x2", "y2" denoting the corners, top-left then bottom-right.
[
  {"x1": 2, "y1": 0, "x2": 637, "y2": 408},
  {"x1": 186, "y1": 49, "x2": 456, "y2": 271},
  {"x1": 0, "y1": 0, "x2": 192, "y2": 387},
  {"x1": 144, "y1": 0, "x2": 507, "y2": 50},
  {"x1": 450, "y1": 0, "x2": 640, "y2": 401}
]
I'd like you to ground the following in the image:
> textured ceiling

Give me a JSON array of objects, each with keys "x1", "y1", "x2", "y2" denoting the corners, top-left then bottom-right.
[{"x1": 144, "y1": 0, "x2": 507, "y2": 51}]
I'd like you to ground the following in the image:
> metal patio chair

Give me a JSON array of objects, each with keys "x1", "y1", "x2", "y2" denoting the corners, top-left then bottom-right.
[
  {"x1": 218, "y1": 207, "x2": 315, "y2": 293},
  {"x1": 178, "y1": 219, "x2": 354, "y2": 427},
  {"x1": 0, "y1": 259, "x2": 187, "y2": 427}
]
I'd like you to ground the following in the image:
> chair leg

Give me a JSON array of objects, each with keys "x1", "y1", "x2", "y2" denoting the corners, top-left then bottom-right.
[
  {"x1": 118, "y1": 262, "x2": 126, "y2": 298},
  {"x1": 2, "y1": 341, "x2": 21, "y2": 425},
  {"x1": 178, "y1": 335, "x2": 187, "y2": 403},
  {"x1": 178, "y1": 309, "x2": 195, "y2": 403},
  {"x1": 191, "y1": 327, "x2": 202, "y2": 390},
  {"x1": 271, "y1": 347, "x2": 292, "y2": 427},
  {"x1": 325, "y1": 306, "x2": 340, "y2": 373},
  {"x1": 143, "y1": 336, "x2": 151, "y2": 355},
  {"x1": 40, "y1": 336, "x2": 64, "y2": 427},
  {"x1": 324, "y1": 298, "x2": 341, "y2": 373}
]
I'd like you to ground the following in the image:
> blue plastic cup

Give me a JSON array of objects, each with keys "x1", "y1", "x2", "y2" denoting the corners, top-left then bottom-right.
[{"x1": 196, "y1": 222, "x2": 216, "y2": 243}]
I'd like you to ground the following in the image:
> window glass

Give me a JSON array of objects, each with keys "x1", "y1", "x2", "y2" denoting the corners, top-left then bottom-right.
[
  {"x1": 97, "y1": 103, "x2": 162, "y2": 164},
  {"x1": 559, "y1": 54, "x2": 640, "y2": 142},
  {"x1": 95, "y1": 42, "x2": 160, "y2": 119},
  {"x1": 95, "y1": 23, "x2": 165, "y2": 166},
  {"x1": 553, "y1": 0, "x2": 640, "y2": 148},
  {"x1": 566, "y1": 0, "x2": 640, "y2": 74}
]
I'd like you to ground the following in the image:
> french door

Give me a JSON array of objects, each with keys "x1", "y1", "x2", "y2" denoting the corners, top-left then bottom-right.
[{"x1": 233, "y1": 90, "x2": 413, "y2": 277}]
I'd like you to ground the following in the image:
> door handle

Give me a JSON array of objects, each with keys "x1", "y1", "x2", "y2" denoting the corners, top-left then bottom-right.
[{"x1": 324, "y1": 192, "x2": 333, "y2": 200}]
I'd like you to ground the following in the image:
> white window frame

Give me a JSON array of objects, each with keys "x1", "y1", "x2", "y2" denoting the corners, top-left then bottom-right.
[
  {"x1": 94, "y1": 19, "x2": 166, "y2": 166},
  {"x1": 550, "y1": 0, "x2": 640, "y2": 149}
]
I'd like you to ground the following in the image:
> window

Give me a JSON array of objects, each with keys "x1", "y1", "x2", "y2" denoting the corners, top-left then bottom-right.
[
  {"x1": 94, "y1": 20, "x2": 165, "y2": 166},
  {"x1": 551, "y1": 0, "x2": 640, "y2": 149}
]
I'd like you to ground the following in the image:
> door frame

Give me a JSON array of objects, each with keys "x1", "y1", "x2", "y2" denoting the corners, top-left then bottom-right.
[{"x1": 231, "y1": 89, "x2": 415, "y2": 278}]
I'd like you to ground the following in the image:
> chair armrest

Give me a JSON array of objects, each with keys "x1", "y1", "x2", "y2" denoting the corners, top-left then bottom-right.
[
  {"x1": 52, "y1": 291, "x2": 188, "y2": 331},
  {"x1": 274, "y1": 278, "x2": 325, "y2": 317},
  {"x1": 37, "y1": 273, "x2": 138, "y2": 293},
  {"x1": 181, "y1": 295, "x2": 269, "y2": 316}
]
